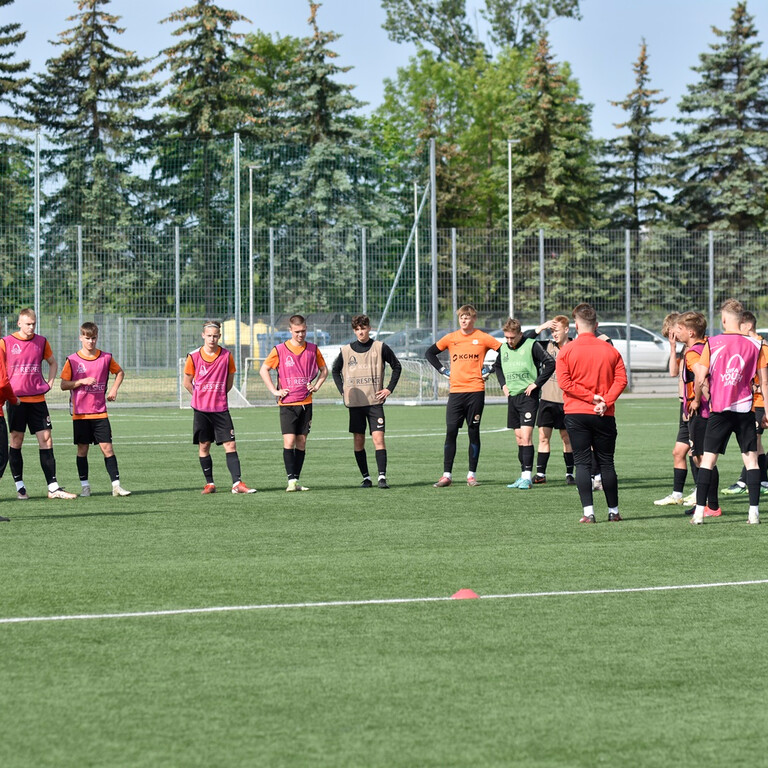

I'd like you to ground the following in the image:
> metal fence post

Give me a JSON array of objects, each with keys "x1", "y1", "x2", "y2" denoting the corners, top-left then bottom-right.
[
  {"x1": 430, "y1": 138, "x2": 438, "y2": 400},
  {"x1": 539, "y1": 229, "x2": 545, "y2": 323},
  {"x1": 361, "y1": 226, "x2": 367, "y2": 316},
  {"x1": 414, "y1": 182, "x2": 420, "y2": 328},
  {"x1": 33, "y1": 128, "x2": 40, "y2": 325},
  {"x1": 708, "y1": 230, "x2": 715, "y2": 333},
  {"x1": 269, "y1": 227, "x2": 275, "y2": 348},
  {"x1": 175, "y1": 227, "x2": 181, "y2": 405},
  {"x1": 233, "y1": 132, "x2": 241, "y2": 387},
  {"x1": 625, "y1": 229, "x2": 632, "y2": 389},
  {"x1": 77, "y1": 225, "x2": 83, "y2": 327},
  {"x1": 451, "y1": 228, "x2": 457, "y2": 328},
  {"x1": 507, "y1": 139, "x2": 514, "y2": 318}
]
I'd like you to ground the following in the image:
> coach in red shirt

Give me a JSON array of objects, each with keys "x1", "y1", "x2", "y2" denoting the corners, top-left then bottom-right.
[{"x1": 556, "y1": 303, "x2": 627, "y2": 523}]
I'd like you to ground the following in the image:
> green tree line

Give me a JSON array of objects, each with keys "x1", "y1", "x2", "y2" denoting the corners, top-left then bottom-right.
[{"x1": 0, "y1": 0, "x2": 767, "y2": 319}]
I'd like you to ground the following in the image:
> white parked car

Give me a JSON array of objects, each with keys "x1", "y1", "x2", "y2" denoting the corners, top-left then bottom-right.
[
  {"x1": 593, "y1": 322, "x2": 674, "y2": 371},
  {"x1": 483, "y1": 322, "x2": 673, "y2": 371}
]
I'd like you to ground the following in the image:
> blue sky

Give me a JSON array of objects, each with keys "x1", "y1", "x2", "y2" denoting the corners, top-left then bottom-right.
[{"x1": 12, "y1": 0, "x2": 768, "y2": 139}]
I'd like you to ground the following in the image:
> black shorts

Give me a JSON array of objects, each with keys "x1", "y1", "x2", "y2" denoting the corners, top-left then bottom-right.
[
  {"x1": 756, "y1": 406, "x2": 765, "y2": 436},
  {"x1": 6, "y1": 401, "x2": 51, "y2": 435},
  {"x1": 73, "y1": 418, "x2": 113, "y2": 446},
  {"x1": 537, "y1": 400, "x2": 565, "y2": 430},
  {"x1": 676, "y1": 403, "x2": 690, "y2": 445},
  {"x1": 507, "y1": 392, "x2": 539, "y2": 430},
  {"x1": 703, "y1": 411, "x2": 757, "y2": 455},
  {"x1": 349, "y1": 405, "x2": 385, "y2": 435},
  {"x1": 280, "y1": 404, "x2": 312, "y2": 436},
  {"x1": 0, "y1": 416, "x2": 7, "y2": 478},
  {"x1": 193, "y1": 409, "x2": 236, "y2": 445},
  {"x1": 688, "y1": 413, "x2": 707, "y2": 458},
  {"x1": 446, "y1": 391, "x2": 485, "y2": 431}
]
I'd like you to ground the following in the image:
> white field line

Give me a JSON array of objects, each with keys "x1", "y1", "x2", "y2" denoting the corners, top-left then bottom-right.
[{"x1": 2, "y1": 579, "x2": 767, "y2": 626}]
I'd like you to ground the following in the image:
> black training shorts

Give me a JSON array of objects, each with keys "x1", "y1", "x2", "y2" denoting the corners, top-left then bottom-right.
[
  {"x1": 280, "y1": 404, "x2": 313, "y2": 436},
  {"x1": 193, "y1": 409, "x2": 236, "y2": 445}
]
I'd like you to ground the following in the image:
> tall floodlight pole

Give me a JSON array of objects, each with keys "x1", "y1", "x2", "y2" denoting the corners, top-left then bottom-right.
[
  {"x1": 429, "y1": 139, "x2": 438, "y2": 343},
  {"x1": 507, "y1": 139, "x2": 512, "y2": 319}
]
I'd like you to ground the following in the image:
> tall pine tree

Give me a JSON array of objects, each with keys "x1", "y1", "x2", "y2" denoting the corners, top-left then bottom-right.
[
  {"x1": 510, "y1": 33, "x2": 600, "y2": 229},
  {"x1": 151, "y1": 0, "x2": 252, "y2": 315},
  {"x1": 27, "y1": 0, "x2": 158, "y2": 314},
  {"x1": 510, "y1": 33, "x2": 605, "y2": 317},
  {"x1": 276, "y1": 2, "x2": 395, "y2": 312},
  {"x1": 0, "y1": 0, "x2": 33, "y2": 315},
  {"x1": 671, "y1": 1, "x2": 768, "y2": 230},
  {"x1": 602, "y1": 39, "x2": 671, "y2": 230}
]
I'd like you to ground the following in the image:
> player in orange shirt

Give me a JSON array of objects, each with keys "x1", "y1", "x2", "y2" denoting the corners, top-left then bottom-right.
[{"x1": 425, "y1": 305, "x2": 502, "y2": 487}]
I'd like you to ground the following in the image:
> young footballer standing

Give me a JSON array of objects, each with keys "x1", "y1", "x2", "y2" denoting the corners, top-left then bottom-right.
[
  {"x1": 1, "y1": 308, "x2": 76, "y2": 500},
  {"x1": 259, "y1": 314, "x2": 328, "y2": 492},
  {"x1": 721, "y1": 311, "x2": 768, "y2": 495},
  {"x1": 331, "y1": 315, "x2": 401, "y2": 488},
  {"x1": 183, "y1": 320, "x2": 257, "y2": 495},
  {"x1": 60, "y1": 322, "x2": 130, "y2": 497},
  {"x1": 493, "y1": 317, "x2": 555, "y2": 489},
  {"x1": 531, "y1": 316, "x2": 576, "y2": 485},
  {"x1": 689, "y1": 299, "x2": 768, "y2": 525},
  {"x1": 556, "y1": 303, "x2": 627, "y2": 523},
  {"x1": 426, "y1": 305, "x2": 502, "y2": 487},
  {"x1": 676, "y1": 311, "x2": 719, "y2": 517}
]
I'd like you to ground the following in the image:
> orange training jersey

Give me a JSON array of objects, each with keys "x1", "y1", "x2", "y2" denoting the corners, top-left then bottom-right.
[{"x1": 436, "y1": 329, "x2": 501, "y2": 393}]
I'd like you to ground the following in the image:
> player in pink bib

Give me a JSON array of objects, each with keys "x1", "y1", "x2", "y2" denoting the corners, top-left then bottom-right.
[
  {"x1": 0, "y1": 308, "x2": 76, "y2": 500},
  {"x1": 60, "y1": 322, "x2": 129, "y2": 497},
  {"x1": 183, "y1": 320, "x2": 257, "y2": 495},
  {"x1": 259, "y1": 314, "x2": 328, "y2": 492},
  {"x1": 689, "y1": 299, "x2": 768, "y2": 525}
]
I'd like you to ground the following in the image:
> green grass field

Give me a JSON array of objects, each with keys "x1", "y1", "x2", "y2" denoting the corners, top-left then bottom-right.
[{"x1": 3, "y1": 399, "x2": 768, "y2": 767}]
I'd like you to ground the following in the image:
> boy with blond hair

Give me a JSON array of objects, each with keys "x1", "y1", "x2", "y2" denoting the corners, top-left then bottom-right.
[
  {"x1": 1, "y1": 308, "x2": 76, "y2": 500},
  {"x1": 426, "y1": 305, "x2": 502, "y2": 487}
]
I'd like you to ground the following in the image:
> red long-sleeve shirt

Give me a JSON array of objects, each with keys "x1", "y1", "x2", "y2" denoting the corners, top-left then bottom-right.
[{"x1": 556, "y1": 332, "x2": 627, "y2": 416}]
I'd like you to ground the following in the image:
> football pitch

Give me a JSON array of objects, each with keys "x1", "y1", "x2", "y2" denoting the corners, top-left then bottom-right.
[{"x1": 3, "y1": 398, "x2": 768, "y2": 767}]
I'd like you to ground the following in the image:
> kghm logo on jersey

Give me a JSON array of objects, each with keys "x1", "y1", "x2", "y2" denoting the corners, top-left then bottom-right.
[
  {"x1": 452, "y1": 353, "x2": 480, "y2": 361},
  {"x1": 285, "y1": 356, "x2": 296, "y2": 368},
  {"x1": 199, "y1": 364, "x2": 208, "y2": 376},
  {"x1": 11, "y1": 343, "x2": 21, "y2": 355},
  {"x1": 76, "y1": 363, "x2": 87, "y2": 375},
  {"x1": 348, "y1": 355, "x2": 358, "y2": 368}
]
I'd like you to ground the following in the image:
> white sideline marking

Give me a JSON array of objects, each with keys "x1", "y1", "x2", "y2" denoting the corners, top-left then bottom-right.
[{"x1": 2, "y1": 579, "x2": 767, "y2": 626}]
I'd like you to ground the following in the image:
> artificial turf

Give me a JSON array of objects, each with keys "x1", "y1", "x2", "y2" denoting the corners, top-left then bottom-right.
[{"x1": 2, "y1": 399, "x2": 767, "y2": 767}]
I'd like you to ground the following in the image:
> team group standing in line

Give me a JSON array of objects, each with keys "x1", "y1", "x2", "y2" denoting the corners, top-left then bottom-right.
[{"x1": 0, "y1": 299, "x2": 765, "y2": 525}]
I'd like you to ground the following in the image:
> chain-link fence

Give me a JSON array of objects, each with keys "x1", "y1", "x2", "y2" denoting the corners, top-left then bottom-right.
[
  {"x1": 2, "y1": 133, "x2": 767, "y2": 405},
  {"x1": 3, "y1": 223, "x2": 768, "y2": 406}
]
